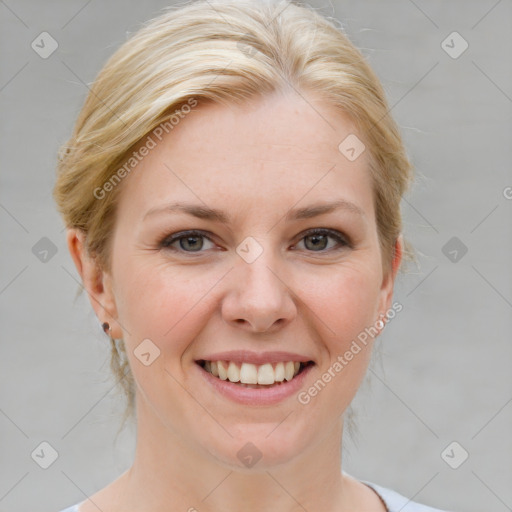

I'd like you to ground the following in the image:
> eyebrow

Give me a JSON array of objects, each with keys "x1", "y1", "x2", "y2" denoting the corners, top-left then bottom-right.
[{"x1": 143, "y1": 199, "x2": 365, "y2": 223}]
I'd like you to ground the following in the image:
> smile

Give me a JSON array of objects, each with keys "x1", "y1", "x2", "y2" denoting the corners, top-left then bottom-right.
[{"x1": 197, "y1": 360, "x2": 314, "y2": 387}]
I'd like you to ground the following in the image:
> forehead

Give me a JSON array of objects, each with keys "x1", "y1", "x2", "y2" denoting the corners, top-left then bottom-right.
[{"x1": 117, "y1": 90, "x2": 374, "y2": 222}]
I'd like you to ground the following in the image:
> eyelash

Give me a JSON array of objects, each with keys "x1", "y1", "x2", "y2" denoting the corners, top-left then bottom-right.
[{"x1": 158, "y1": 228, "x2": 351, "y2": 255}]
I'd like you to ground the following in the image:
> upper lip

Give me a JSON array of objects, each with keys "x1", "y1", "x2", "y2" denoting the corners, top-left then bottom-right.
[{"x1": 196, "y1": 350, "x2": 315, "y2": 365}]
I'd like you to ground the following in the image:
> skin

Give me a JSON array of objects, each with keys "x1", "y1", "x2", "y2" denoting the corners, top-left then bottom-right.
[{"x1": 68, "y1": 88, "x2": 401, "y2": 512}]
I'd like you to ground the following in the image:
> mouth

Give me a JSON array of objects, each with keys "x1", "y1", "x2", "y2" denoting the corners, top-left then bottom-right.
[{"x1": 195, "y1": 359, "x2": 315, "y2": 389}]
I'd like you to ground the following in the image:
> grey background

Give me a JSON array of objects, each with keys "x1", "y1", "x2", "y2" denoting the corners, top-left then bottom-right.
[{"x1": 1, "y1": 1, "x2": 511, "y2": 511}]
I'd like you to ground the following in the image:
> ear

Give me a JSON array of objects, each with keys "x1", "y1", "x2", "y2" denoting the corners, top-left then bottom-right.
[
  {"x1": 66, "y1": 228, "x2": 121, "y2": 338},
  {"x1": 375, "y1": 234, "x2": 403, "y2": 333}
]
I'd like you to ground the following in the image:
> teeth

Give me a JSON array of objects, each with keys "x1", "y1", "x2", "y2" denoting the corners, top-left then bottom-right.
[
  {"x1": 274, "y1": 362, "x2": 285, "y2": 382},
  {"x1": 217, "y1": 361, "x2": 227, "y2": 380},
  {"x1": 257, "y1": 363, "x2": 275, "y2": 385},
  {"x1": 202, "y1": 359, "x2": 306, "y2": 385},
  {"x1": 227, "y1": 361, "x2": 240, "y2": 382},
  {"x1": 284, "y1": 361, "x2": 294, "y2": 381},
  {"x1": 240, "y1": 362, "x2": 258, "y2": 384}
]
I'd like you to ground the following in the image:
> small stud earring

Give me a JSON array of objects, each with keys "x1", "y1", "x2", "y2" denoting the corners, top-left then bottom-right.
[{"x1": 102, "y1": 322, "x2": 111, "y2": 335}]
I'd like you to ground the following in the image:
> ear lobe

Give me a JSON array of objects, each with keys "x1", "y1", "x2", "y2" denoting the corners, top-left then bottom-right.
[{"x1": 66, "y1": 228, "x2": 119, "y2": 333}]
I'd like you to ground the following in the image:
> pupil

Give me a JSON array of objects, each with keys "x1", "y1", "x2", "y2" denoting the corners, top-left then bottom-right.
[
  {"x1": 181, "y1": 236, "x2": 202, "y2": 251},
  {"x1": 306, "y1": 234, "x2": 327, "y2": 251}
]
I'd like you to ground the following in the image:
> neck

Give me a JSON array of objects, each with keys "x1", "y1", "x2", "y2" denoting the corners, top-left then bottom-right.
[{"x1": 119, "y1": 399, "x2": 358, "y2": 512}]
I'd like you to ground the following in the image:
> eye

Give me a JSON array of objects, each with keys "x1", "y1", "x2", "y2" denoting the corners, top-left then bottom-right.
[
  {"x1": 295, "y1": 228, "x2": 350, "y2": 252},
  {"x1": 159, "y1": 230, "x2": 216, "y2": 253},
  {"x1": 159, "y1": 228, "x2": 351, "y2": 255}
]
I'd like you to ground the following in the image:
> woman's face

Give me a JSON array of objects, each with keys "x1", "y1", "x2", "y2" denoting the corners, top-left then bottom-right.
[{"x1": 79, "y1": 90, "x2": 400, "y2": 469}]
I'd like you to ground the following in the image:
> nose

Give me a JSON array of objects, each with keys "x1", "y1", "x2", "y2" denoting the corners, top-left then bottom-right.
[{"x1": 221, "y1": 252, "x2": 297, "y2": 333}]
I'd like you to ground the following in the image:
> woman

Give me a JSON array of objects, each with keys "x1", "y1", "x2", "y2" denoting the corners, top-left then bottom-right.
[{"x1": 54, "y1": 1, "x2": 452, "y2": 510}]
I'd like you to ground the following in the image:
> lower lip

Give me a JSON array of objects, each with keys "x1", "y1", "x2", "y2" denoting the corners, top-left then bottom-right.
[{"x1": 194, "y1": 362, "x2": 314, "y2": 406}]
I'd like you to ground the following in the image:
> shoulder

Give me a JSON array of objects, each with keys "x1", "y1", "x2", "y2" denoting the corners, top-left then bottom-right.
[
  {"x1": 58, "y1": 482, "x2": 454, "y2": 512},
  {"x1": 56, "y1": 504, "x2": 82, "y2": 512},
  {"x1": 362, "y1": 480, "x2": 454, "y2": 512}
]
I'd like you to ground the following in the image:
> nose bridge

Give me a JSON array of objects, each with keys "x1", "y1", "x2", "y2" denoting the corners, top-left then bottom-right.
[
  {"x1": 222, "y1": 236, "x2": 296, "y2": 331},
  {"x1": 241, "y1": 253, "x2": 281, "y2": 295},
  {"x1": 236, "y1": 239, "x2": 285, "y2": 302}
]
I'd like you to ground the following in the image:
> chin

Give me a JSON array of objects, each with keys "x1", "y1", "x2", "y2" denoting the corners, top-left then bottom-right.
[{"x1": 200, "y1": 424, "x2": 309, "y2": 472}]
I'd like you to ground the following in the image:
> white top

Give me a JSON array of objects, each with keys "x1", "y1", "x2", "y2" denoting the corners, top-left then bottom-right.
[{"x1": 57, "y1": 479, "x2": 452, "y2": 511}]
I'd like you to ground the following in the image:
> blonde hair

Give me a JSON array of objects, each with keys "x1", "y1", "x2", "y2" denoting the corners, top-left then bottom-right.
[{"x1": 54, "y1": 0, "x2": 415, "y2": 428}]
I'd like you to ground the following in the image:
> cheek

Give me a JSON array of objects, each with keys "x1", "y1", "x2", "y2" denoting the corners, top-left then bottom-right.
[
  {"x1": 297, "y1": 262, "x2": 382, "y2": 345},
  {"x1": 114, "y1": 260, "x2": 219, "y2": 355},
  {"x1": 112, "y1": 263, "x2": 215, "y2": 405},
  {"x1": 296, "y1": 268, "x2": 381, "y2": 412}
]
